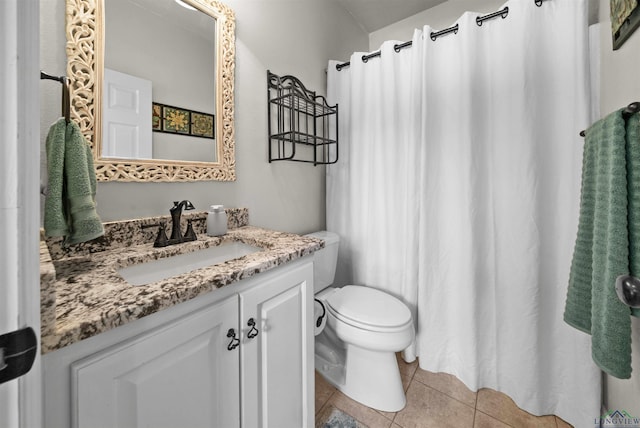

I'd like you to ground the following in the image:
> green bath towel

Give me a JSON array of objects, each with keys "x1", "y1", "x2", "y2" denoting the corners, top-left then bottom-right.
[
  {"x1": 565, "y1": 109, "x2": 640, "y2": 379},
  {"x1": 44, "y1": 118, "x2": 104, "y2": 244}
]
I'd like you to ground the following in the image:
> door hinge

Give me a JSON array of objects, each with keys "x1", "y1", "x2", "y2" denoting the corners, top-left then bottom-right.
[{"x1": 0, "y1": 327, "x2": 37, "y2": 385}]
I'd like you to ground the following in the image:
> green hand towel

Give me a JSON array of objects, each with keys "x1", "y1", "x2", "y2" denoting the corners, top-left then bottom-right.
[
  {"x1": 44, "y1": 119, "x2": 68, "y2": 237},
  {"x1": 627, "y1": 112, "x2": 640, "y2": 319},
  {"x1": 565, "y1": 109, "x2": 640, "y2": 379},
  {"x1": 44, "y1": 118, "x2": 104, "y2": 244}
]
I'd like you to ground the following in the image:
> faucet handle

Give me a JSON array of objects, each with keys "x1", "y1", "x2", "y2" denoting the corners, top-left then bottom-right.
[
  {"x1": 142, "y1": 221, "x2": 169, "y2": 247},
  {"x1": 183, "y1": 219, "x2": 197, "y2": 242}
]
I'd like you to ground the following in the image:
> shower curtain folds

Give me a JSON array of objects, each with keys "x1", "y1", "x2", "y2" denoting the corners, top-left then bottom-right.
[{"x1": 326, "y1": 0, "x2": 600, "y2": 426}]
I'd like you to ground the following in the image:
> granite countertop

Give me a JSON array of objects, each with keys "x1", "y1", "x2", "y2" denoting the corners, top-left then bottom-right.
[{"x1": 40, "y1": 210, "x2": 323, "y2": 354}]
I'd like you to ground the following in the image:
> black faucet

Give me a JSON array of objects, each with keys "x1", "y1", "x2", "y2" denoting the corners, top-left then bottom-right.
[
  {"x1": 169, "y1": 200, "x2": 196, "y2": 243},
  {"x1": 141, "y1": 201, "x2": 197, "y2": 247}
]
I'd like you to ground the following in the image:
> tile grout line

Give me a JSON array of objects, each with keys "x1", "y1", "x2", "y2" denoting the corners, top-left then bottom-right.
[
  {"x1": 316, "y1": 388, "x2": 338, "y2": 418},
  {"x1": 386, "y1": 357, "x2": 418, "y2": 427},
  {"x1": 411, "y1": 373, "x2": 476, "y2": 412},
  {"x1": 474, "y1": 387, "x2": 479, "y2": 409},
  {"x1": 474, "y1": 409, "x2": 518, "y2": 428},
  {"x1": 389, "y1": 366, "x2": 420, "y2": 428},
  {"x1": 472, "y1": 388, "x2": 479, "y2": 427}
]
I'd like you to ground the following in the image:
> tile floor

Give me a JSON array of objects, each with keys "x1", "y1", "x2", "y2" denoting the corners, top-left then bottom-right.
[{"x1": 315, "y1": 354, "x2": 574, "y2": 428}]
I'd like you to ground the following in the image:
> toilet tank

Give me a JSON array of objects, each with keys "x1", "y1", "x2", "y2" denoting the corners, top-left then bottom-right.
[{"x1": 305, "y1": 231, "x2": 340, "y2": 293}]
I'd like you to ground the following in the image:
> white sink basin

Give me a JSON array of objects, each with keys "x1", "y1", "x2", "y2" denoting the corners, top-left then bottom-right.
[{"x1": 118, "y1": 241, "x2": 262, "y2": 286}]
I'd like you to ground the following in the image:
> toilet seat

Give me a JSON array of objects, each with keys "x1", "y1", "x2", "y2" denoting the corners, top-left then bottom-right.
[{"x1": 324, "y1": 285, "x2": 412, "y2": 332}]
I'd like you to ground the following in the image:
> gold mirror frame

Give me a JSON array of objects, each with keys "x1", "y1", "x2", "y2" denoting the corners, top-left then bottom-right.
[{"x1": 65, "y1": 0, "x2": 236, "y2": 181}]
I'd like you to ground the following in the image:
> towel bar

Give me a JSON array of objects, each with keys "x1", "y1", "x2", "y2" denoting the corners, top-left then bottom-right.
[{"x1": 580, "y1": 102, "x2": 640, "y2": 137}]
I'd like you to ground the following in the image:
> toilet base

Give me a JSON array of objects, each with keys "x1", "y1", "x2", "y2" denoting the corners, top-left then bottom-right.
[
  {"x1": 341, "y1": 344, "x2": 406, "y2": 412},
  {"x1": 316, "y1": 333, "x2": 406, "y2": 413}
]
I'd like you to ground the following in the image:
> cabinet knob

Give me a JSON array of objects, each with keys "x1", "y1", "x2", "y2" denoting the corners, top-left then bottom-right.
[
  {"x1": 247, "y1": 318, "x2": 259, "y2": 339},
  {"x1": 226, "y1": 329, "x2": 240, "y2": 351}
]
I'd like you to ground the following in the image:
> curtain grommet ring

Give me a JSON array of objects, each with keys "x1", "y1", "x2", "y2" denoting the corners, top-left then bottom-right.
[{"x1": 476, "y1": 7, "x2": 509, "y2": 27}]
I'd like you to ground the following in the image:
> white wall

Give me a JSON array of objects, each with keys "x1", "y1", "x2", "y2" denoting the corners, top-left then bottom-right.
[
  {"x1": 598, "y1": 0, "x2": 640, "y2": 416},
  {"x1": 39, "y1": 0, "x2": 66, "y2": 198},
  {"x1": 40, "y1": 0, "x2": 368, "y2": 234}
]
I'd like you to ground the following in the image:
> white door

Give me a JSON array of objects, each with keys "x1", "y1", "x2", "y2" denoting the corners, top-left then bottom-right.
[
  {"x1": 240, "y1": 261, "x2": 314, "y2": 428},
  {"x1": 72, "y1": 296, "x2": 240, "y2": 428},
  {"x1": 0, "y1": 1, "x2": 42, "y2": 427},
  {"x1": 102, "y1": 68, "x2": 153, "y2": 159}
]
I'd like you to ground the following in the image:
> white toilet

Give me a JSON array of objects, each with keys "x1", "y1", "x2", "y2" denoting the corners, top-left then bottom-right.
[{"x1": 306, "y1": 231, "x2": 414, "y2": 412}]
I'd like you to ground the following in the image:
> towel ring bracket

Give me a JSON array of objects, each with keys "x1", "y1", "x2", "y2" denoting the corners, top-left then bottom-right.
[{"x1": 41, "y1": 71, "x2": 71, "y2": 124}]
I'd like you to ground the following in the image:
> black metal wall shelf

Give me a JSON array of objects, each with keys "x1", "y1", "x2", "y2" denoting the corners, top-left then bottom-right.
[{"x1": 267, "y1": 70, "x2": 338, "y2": 165}]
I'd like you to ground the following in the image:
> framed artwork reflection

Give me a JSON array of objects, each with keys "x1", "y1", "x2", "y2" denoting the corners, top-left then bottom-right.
[
  {"x1": 152, "y1": 102, "x2": 215, "y2": 139},
  {"x1": 611, "y1": 0, "x2": 640, "y2": 49}
]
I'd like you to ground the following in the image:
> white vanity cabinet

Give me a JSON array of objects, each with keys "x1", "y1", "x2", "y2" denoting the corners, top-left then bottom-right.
[
  {"x1": 72, "y1": 295, "x2": 241, "y2": 428},
  {"x1": 240, "y1": 263, "x2": 314, "y2": 427},
  {"x1": 43, "y1": 258, "x2": 314, "y2": 428}
]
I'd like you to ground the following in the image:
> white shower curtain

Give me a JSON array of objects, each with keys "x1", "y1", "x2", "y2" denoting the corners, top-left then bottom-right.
[
  {"x1": 327, "y1": 37, "x2": 423, "y2": 333},
  {"x1": 326, "y1": 0, "x2": 601, "y2": 425}
]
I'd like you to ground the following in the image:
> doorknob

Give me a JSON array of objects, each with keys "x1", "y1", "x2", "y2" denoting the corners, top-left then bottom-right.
[{"x1": 0, "y1": 327, "x2": 37, "y2": 385}]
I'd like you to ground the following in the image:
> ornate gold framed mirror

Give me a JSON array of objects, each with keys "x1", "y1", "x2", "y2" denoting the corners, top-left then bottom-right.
[{"x1": 65, "y1": 0, "x2": 235, "y2": 181}]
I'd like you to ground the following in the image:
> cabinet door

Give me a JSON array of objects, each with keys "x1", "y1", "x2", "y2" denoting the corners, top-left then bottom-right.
[
  {"x1": 71, "y1": 296, "x2": 240, "y2": 428},
  {"x1": 240, "y1": 261, "x2": 314, "y2": 428}
]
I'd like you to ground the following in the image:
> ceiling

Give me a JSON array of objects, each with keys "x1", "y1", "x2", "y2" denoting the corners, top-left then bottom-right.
[
  {"x1": 335, "y1": 0, "x2": 599, "y2": 33},
  {"x1": 334, "y1": 0, "x2": 448, "y2": 33}
]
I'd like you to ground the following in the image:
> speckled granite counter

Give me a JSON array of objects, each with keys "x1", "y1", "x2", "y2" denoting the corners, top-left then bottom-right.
[{"x1": 39, "y1": 209, "x2": 323, "y2": 354}]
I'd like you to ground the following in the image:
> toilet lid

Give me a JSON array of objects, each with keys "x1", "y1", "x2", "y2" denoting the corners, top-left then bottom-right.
[{"x1": 325, "y1": 285, "x2": 411, "y2": 329}]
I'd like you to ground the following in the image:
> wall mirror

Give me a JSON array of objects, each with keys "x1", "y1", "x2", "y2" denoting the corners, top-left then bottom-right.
[{"x1": 66, "y1": 0, "x2": 236, "y2": 181}]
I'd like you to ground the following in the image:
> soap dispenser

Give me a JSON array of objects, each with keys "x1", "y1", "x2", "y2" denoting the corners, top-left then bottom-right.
[{"x1": 207, "y1": 205, "x2": 227, "y2": 236}]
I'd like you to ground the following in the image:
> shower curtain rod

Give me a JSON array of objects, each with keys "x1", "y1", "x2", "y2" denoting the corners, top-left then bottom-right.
[{"x1": 335, "y1": 0, "x2": 549, "y2": 71}]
